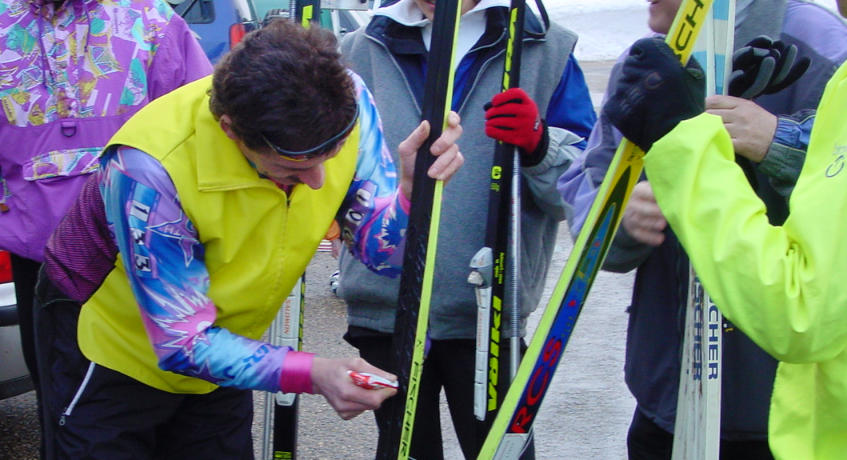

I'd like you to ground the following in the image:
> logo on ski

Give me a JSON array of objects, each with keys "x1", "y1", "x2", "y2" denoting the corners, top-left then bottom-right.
[
  {"x1": 508, "y1": 167, "x2": 629, "y2": 435},
  {"x1": 669, "y1": 0, "x2": 708, "y2": 61}
]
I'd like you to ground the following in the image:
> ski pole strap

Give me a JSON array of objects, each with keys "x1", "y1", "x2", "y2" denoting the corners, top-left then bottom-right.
[{"x1": 532, "y1": 0, "x2": 549, "y2": 31}]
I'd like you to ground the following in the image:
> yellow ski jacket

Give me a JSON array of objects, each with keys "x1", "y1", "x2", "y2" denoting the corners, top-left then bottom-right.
[
  {"x1": 643, "y1": 61, "x2": 847, "y2": 459},
  {"x1": 77, "y1": 77, "x2": 358, "y2": 393}
]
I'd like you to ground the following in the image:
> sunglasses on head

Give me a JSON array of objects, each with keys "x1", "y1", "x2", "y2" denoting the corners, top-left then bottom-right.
[{"x1": 261, "y1": 104, "x2": 359, "y2": 162}]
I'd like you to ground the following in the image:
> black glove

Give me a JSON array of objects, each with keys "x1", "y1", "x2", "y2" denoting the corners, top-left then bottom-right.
[
  {"x1": 728, "y1": 35, "x2": 810, "y2": 99},
  {"x1": 604, "y1": 37, "x2": 706, "y2": 152}
]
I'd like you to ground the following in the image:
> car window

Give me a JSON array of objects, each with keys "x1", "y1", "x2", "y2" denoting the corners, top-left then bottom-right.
[
  {"x1": 171, "y1": 0, "x2": 216, "y2": 24},
  {"x1": 251, "y1": 0, "x2": 278, "y2": 24}
]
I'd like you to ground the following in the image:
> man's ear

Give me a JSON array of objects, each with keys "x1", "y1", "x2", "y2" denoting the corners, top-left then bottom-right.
[{"x1": 219, "y1": 115, "x2": 239, "y2": 141}]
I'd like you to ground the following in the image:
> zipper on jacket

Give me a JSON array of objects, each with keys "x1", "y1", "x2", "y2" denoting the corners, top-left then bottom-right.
[{"x1": 59, "y1": 361, "x2": 96, "y2": 426}]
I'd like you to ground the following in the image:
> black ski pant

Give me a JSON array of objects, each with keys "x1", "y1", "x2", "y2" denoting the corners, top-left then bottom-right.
[
  {"x1": 11, "y1": 253, "x2": 40, "y2": 386},
  {"x1": 33, "y1": 268, "x2": 254, "y2": 460},
  {"x1": 10, "y1": 254, "x2": 45, "y2": 457},
  {"x1": 345, "y1": 328, "x2": 535, "y2": 460},
  {"x1": 627, "y1": 407, "x2": 774, "y2": 460}
]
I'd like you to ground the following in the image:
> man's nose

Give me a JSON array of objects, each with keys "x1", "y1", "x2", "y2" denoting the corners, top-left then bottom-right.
[{"x1": 298, "y1": 164, "x2": 325, "y2": 190}]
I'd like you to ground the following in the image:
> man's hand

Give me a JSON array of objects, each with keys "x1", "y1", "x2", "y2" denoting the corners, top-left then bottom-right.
[
  {"x1": 398, "y1": 111, "x2": 464, "y2": 199},
  {"x1": 310, "y1": 357, "x2": 397, "y2": 420},
  {"x1": 484, "y1": 87, "x2": 545, "y2": 156},
  {"x1": 621, "y1": 181, "x2": 667, "y2": 247},
  {"x1": 706, "y1": 95, "x2": 777, "y2": 163},
  {"x1": 604, "y1": 37, "x2": 705, "y2": 152}
]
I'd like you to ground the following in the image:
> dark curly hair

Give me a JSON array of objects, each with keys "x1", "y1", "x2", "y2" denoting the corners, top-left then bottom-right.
[{"x1": 209, "y1": 20, "x2": 357, "y2": 153}]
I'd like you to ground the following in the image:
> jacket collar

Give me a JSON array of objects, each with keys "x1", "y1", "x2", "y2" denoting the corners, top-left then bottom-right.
[
  {"x1": 364, "y1": 0, "x2": 547, "y2": 56},
  {"x1": 193, "y1": 99, "x2": 273, "y2": 192},
  {"x1": 27, "y1": 0, "x2": 93, "y2": 16}
]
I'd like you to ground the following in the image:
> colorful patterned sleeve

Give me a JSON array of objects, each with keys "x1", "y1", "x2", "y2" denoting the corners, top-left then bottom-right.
[
  {"x1": 99, "y1": 146, "x2": 306, "y2": 393},
  {"x1": 336, "y1": 73, "x2": 410, "y2": 278}
]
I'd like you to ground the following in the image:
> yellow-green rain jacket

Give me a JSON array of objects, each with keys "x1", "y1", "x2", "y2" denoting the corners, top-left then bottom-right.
[{"x1": 643, "y1": 61, "x2": 847, "y2": 459}]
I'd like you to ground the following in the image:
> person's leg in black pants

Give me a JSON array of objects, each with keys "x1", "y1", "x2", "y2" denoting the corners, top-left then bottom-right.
[
  {"x1": 432, "y1": 339, "x2": 535, "y2": 460},
  {"x1": 11, "y1": 253, "x2": 41, "y2": 386},
  {"x1": 34, "y1": 265, "x2": 81, "y2": 460},
  {"x1": 627, "y1": 407, "x2": 673, "y2": 460},
  {"x1": 12, "y1": 254, "x2": 43, "y2": 456},
  {"x1": 35, "y1": 269, "x2": 255, "y2": 460},
  {"x1": 344, "y1": 329, "x2": 445, "y2": 459},
  {"x1": 720, "y1": 439, "x2": 774, "y2": 460},
  {"x1": 627, "y1": 406, "x2": 775, "y2": 460}
]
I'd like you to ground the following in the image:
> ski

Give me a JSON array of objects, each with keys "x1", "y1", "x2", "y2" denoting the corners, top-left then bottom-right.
[
  {"x1": 672, "y1": 2, "x2": 733, "y2": 458},
  {"x1": 261, "y1": 276, "x2": 305, "y2": 460},
  {"x1": 378, "y1": 0, "x2": 463, "y2": 458},
  {"x1": 468, "y1": 0, "x2": 530, "y2": 424},
  {"x1": 477, "y1": 0, "x2": 714, "y2": 458},
  {"x1": 673, "y1": 266, "x2": 723, "y2": 459}
]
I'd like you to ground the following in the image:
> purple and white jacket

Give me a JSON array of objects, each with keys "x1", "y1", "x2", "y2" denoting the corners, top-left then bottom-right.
[{"x1": 0, "y1": 0, "x2": 212, "y2": 261}]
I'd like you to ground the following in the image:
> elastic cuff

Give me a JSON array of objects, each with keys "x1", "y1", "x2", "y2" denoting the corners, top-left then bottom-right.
[
  {"x1": 397, "y1": 190, "x2": 411, "y2": 214},
  {"x1": 759, "y1": 142, "x2": 806, "y2": 183},
  {"x1": 520, "y1": 120, "x2": 549, "y2": 167},
  {"x1": 759, "y1": 116, "x2": 808, "y2": 182},
  {"x1": 279, "y1": 351, "x2": 315, "y2": 394}
]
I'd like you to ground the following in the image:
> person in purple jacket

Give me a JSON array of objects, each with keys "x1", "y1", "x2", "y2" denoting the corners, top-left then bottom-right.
[
  {"x1": 557, "y1": 0, "x2": 847, "y2": 458},
  {"x1": 0, "y1": 0, "x2": 212, "y2": 451}
]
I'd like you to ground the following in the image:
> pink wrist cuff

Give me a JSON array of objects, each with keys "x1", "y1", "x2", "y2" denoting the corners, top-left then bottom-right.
[
  {"x1": 398, "y1": 191, "x2": 411, "y2": 214},
  {"x1": 279, "y1": 351, "x2": 316, "y2": 394}
]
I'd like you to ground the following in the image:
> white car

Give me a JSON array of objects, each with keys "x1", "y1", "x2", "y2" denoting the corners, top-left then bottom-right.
[{"x1": 0, "y1": 250, "x2": 32, "y2": 400}]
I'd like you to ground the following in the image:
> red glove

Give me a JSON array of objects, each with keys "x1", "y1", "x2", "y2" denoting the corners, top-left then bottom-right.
[{"x1": 484, "y1": 87, "x2": 544, "y2": 154}]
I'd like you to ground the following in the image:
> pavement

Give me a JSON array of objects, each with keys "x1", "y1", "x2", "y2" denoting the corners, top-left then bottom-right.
[
  {"x1": 0, "y1": 59, "x2": 638, "y2": 460},
  {"x1": 581, "y1": 60, "x2": 616, "y2": 109},
  {"x1": 248, "y1": 224, "x2": 636, "y2": 460}
]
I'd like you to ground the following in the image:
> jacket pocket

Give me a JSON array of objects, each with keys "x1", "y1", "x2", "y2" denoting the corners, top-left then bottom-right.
[{"x1": 23, "y1": 147, "x2": 100, "y2": 182}]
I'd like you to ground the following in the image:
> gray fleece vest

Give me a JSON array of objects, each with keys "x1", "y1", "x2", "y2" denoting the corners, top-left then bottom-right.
[{"x1": 339, "y1": 14, "x2": 578, "y2": 340}]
